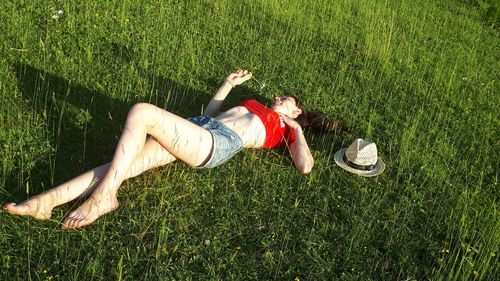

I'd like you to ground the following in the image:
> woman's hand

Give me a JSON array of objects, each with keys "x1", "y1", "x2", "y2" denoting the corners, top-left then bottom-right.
[
  {"x1": 280, "y1": 114, "x2": 301, "y2": 130},
  {"x1": 225, "y1": 69, "x2": 252, "y2": 88}
]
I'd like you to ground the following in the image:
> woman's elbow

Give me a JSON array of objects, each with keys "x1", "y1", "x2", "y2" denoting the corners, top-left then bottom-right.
[{"x1": 296, "y1": 160, "x2": 314, "y2": 174}]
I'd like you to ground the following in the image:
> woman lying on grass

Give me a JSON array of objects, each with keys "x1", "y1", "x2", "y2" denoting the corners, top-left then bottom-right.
[{"x1": 4, "y1": 69, "x2": 346, "y2": 229}]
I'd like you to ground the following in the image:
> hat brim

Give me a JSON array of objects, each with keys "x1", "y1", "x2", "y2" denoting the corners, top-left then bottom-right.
[{"x1": 334, "y1": 148, "x2": 385, "y2": 177}]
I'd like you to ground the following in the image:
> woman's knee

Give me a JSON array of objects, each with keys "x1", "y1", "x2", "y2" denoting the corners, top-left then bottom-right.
[
  {"x1": 128, "y1": 103, "x2": 169, "y2": 122},
  {"x1": 129, "y1": 103, "x2": 154, "y2": 116}
]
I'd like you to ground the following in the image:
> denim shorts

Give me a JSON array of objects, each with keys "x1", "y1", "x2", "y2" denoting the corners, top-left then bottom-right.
[{"x1": 186, "y1": 115, "x2": 243, "y2": 168}]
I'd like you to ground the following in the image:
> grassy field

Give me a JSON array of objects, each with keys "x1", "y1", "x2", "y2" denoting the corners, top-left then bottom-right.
[{"x1": 0, "y1": 0, "x2": 498, "y2": 280}]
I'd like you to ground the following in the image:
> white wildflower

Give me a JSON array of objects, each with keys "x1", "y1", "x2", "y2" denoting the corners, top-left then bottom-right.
[{"x1": 51, "y1": 8, "x2": 64, "y2": 20}]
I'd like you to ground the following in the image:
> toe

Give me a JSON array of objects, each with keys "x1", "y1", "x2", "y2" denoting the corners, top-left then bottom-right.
[
  {"x1": 68, "y1": 219, "x2": 78, "y2": 229},
  {"x1": 75, "y1": 220, "x2": 85, "y2": 229},
  {"x1": 3, "y1": 202, "x2": 16, "y2": 211},
  {"x1": 62, "y1": 219, "x2": 70, "y2": 229},
  {"x1": 63, "y1": 216, "x2": 76, "y2": 229},
  {"x1": 65, "y1": 212, "x2": 87, "y2": 229},
  {"x1": 4, "y1": 202, "x2": 28, "y2": 215},
  {"x1": 75, "y1": 216, "x2": 90, "y2": 229}
]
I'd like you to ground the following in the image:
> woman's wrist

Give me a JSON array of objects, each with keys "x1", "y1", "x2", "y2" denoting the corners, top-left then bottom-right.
[{"x1": 224, "y1": 79, "x2": 235, "y2": 88}]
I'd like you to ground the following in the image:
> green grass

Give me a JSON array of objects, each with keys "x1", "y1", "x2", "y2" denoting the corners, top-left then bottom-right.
[{"x1": 0, "y1": 0, "x2": 498, "y2": 280}]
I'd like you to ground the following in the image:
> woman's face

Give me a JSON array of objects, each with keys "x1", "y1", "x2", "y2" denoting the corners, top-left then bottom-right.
[{"x1": 271, "y1": 96, "x2": 302, "y2": 118}]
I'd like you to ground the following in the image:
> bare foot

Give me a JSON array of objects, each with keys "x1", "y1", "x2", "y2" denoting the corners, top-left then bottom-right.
[
  {"x1": 3, "y1": 197, "x2": 53, "y2": 220},
  {"x1": 62, "y1": 194, "x2": 119, "y2": 229}
]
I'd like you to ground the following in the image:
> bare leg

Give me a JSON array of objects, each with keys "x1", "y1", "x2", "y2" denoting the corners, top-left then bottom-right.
[
  {"x1": 63, "y1": 103, "x2": 213, "y2": 228},
  {"x1": 3, "y1": 136, "x2": 176, "y2": 220}
]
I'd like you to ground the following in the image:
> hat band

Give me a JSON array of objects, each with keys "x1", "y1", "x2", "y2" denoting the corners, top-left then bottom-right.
[{"x1": 343, "y1": 154, "x2": 376, "y2": 171}]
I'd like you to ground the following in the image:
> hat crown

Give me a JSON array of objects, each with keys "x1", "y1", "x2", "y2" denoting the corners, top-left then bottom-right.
[{"x1": 345, "y1": 139, "x2": 378, "y2": 166}]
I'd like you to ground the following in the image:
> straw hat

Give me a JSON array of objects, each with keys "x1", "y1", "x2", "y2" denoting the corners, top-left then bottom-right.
[{"x1": 334, "y1": 138, "x2": 385, "y2": 177}]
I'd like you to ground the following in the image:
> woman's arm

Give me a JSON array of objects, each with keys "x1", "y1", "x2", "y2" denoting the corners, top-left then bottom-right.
[
  {"x1": 204, "y1": 69, "x2": 252, "y2": 117},
  {"x1": 281, "y1": 115, "x2": 314, "y2": 174}
]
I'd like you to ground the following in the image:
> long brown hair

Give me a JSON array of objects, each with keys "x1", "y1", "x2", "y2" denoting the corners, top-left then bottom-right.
[{"x1": 291, "y1": 96, "x2": 349, "y2": 134}]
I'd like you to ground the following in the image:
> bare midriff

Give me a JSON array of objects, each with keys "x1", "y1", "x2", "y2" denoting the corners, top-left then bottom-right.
[{"x1": 215, "y1": 106, "x2": 266, "y2": 148}]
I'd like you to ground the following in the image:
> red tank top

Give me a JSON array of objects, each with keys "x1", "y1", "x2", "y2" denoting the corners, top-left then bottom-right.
[{"x1": 240, "y1": 99, "x2": 296, "y2": 148}]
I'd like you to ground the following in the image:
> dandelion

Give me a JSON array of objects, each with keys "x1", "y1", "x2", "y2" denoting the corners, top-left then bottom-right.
[{"x1": 251, "y1": 76, "x2": 266, "y2": 91}]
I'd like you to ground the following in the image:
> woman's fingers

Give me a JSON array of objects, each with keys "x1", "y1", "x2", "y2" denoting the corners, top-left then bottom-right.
[
  {"x1": 233, "y1": 69, "x2": 251, "y2": 76},
  {"x1": 280, "y1": 114, "x2": 300, "y2": 129},
  {"x1": 227, "y1": 69, "x2": 252, "y2": 86}
]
